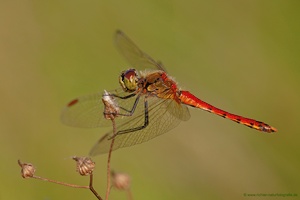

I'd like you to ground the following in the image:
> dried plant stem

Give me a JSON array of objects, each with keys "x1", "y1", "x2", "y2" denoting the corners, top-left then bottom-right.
[
  {"x1": 31, "y1": 175, "x2": 89, "y2": 188},
  {"x1": 105, "y1": 118, "x2": 116, "y2": 200},
  {"x1": 31, "y1": 174, "x2": 102, "y2": 200},
  {"x1": 127, "y1": 189, "x2": 133, "y2": 200},
  {"x1": 89, "y1": 174, "x2": 103, "y2": 200}
]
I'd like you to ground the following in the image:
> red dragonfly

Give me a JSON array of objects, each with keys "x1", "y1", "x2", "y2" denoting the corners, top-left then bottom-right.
[{"x1": 62, "y1": 30, "x2": 277, "y2": 155}]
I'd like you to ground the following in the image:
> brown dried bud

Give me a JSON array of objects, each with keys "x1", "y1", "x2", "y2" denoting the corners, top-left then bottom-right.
[
  {"x1": 102, "y1": 90, "x2": 120, "y2": 120},
  {"x1": 111, "y1": 171, "x2": 131, "y2": 190},
  {"x1": 18, "y1": 160, "x2": 36, "y2": 178},
  {"x1": 73, "y1": 157, "x2": 95, "y2": 176}
]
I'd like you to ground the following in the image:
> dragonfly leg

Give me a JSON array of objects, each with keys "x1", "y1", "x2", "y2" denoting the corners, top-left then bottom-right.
[
  {"x1": 108, "y1": 98, "x2": 149, "y2": 139},
  {"x1": 119, "y1": 95, "x2": 141, "y2": 114},
  {"x1": 104, "y1": 94, "x2": 141, "y2": 118},
  {"x1": 107, "y1": 93, "x2": 136, "y2": 99}
]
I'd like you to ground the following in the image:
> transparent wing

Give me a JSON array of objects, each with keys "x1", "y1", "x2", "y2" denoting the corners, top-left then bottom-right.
[
  {"x1": 115, "y1": 30, "x2": 166, "y2": 72},
  {"x1": 89, "y1": 96, "x2": 191, "y2": 155},
  {"x1": 61, "y1": 88, "x2": 140, "y2": 128}
]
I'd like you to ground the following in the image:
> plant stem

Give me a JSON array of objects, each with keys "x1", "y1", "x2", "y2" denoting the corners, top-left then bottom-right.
[{"x1": 105, "y1": 118, "x2": 116, "y2": 200}]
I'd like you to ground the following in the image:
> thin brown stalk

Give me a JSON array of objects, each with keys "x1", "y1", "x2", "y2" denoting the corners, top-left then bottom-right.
[
  {"x1": 105, "y1": 118, "x2": 116, "y2": 200},
  {"x1": 31, "y1": 175, "x2": 89, "y2": 188},
  {"x1": 127, "y1": 189, "x2": 133, "y2": 200},
  {"x1": 89, "y1": 174, "x2": 103, "y2": 200}
]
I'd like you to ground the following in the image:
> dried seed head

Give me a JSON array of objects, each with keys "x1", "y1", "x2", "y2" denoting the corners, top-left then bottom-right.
[
  {"x1": 18, "y1": 160, "x2": 36, "y2": 178},
  {"x1": 102, "y1": 90, "x2": 120, "y2": 120},
  {"x1": 73, "y1": 157, "x2": 95, "y2": 176},
  {"x1": 111, "y1": 171, "x2": 131, "y2": 190}
]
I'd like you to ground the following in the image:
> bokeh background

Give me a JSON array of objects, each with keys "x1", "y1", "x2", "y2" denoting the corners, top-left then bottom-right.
[{"x1": 1, "y1": 1, "x2": 299, "y2": 199}]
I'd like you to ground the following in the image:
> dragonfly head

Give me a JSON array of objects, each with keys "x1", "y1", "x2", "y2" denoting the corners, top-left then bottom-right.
[{"x1": 119, "y1": 69, "x2": 139, "y2": 92}]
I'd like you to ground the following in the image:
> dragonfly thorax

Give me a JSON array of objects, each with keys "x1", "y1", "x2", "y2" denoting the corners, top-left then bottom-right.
[{"x1": 119, "y1": 69, "x2": 139, "y2": 92}]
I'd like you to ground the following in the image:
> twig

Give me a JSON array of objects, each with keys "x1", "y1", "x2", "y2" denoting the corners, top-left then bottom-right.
[
  {"x1": 31, "y1": 175, "x2": 89, "y2": 189},
  {"x1": 89, "y1": 174, "x2": 103, "y2": 200},
  {"x1": 105, "y1": 118, "x2": 116, "y2": 200},
  {"x1": 18, "y1": 159, "x2": 103, "y2": 200},
  {"x1": 127, "y1": 189, "x2": 133, "y2": 200}
]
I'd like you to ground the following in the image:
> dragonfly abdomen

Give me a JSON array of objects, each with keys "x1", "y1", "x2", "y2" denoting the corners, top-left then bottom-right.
[{"x1": 179, "y1": 91, "x2": 277, "y2": 133}]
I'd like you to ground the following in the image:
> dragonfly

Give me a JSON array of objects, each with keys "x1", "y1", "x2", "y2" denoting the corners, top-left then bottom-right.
[{"x1": 62, "y1": 30, "x2": 277, "y2": 156}]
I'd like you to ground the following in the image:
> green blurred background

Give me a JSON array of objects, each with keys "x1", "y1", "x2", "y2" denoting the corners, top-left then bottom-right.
[{"x1": 1, "y1": 1, "x2": 299, "y2": 199}]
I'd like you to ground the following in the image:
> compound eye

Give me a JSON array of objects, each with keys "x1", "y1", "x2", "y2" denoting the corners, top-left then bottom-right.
[{"x1": 119, "y1": 69, "x2": 138, "y2": 92}]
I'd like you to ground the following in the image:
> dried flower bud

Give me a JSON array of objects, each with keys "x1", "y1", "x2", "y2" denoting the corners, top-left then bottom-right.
[
  {"x1": 111, "y1": 171, "x2": 131, "y2": 190},
  {"x1": 102, "y1": 90, "x2": 120, "y2": 120},
  {"x1": 18, "y1": 160, "x2": 36, "y2": 178},
  {"x1": 73, "y1": 157, "x2": 95, "y2": 176}
]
